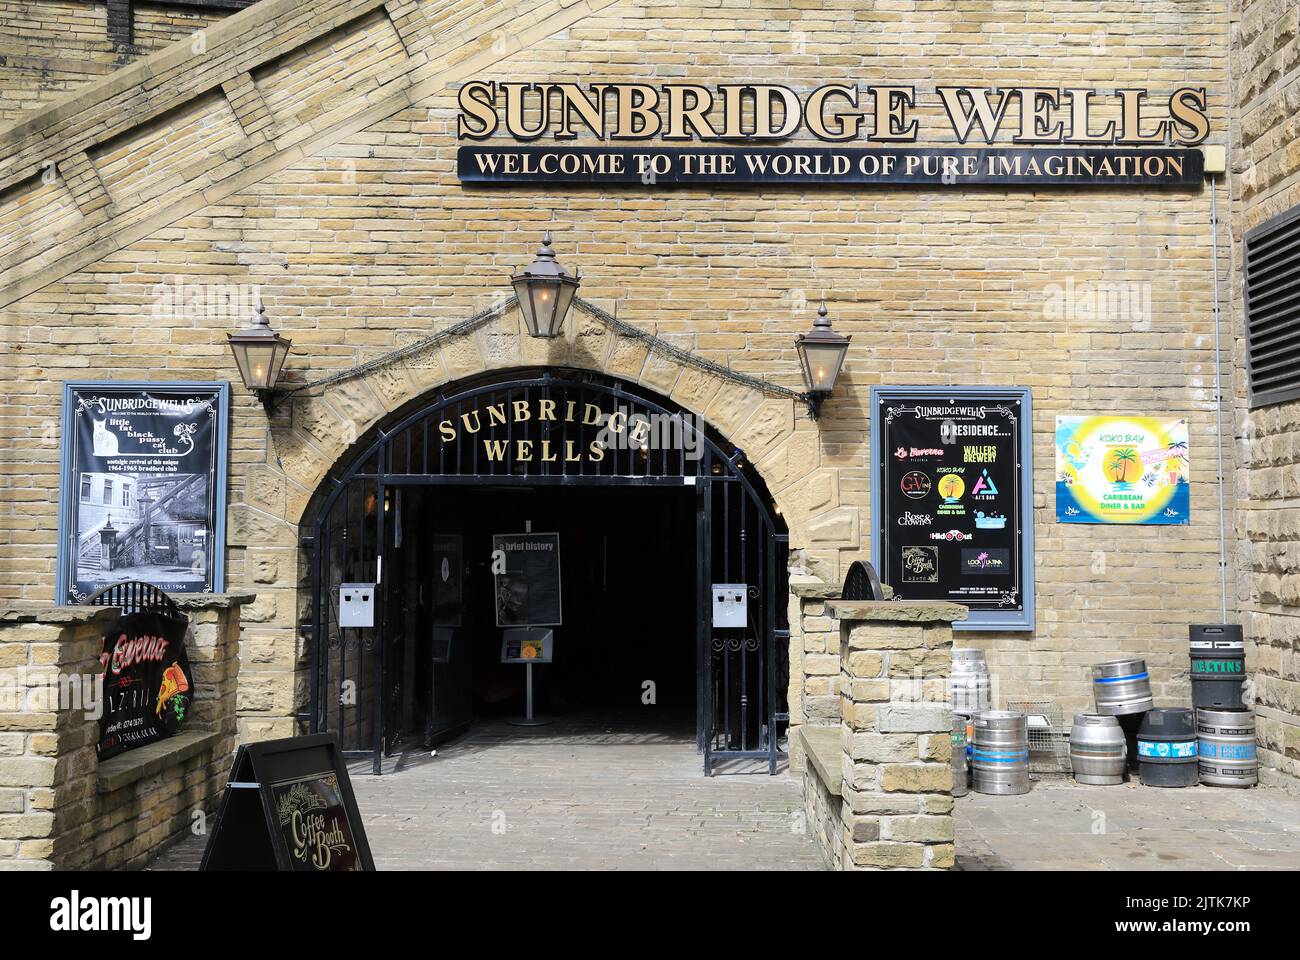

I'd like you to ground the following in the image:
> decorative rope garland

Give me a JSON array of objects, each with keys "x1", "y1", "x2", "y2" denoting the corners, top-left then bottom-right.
[{"x1": 273, "y1": 295, "x2": 812, "y2": 411}]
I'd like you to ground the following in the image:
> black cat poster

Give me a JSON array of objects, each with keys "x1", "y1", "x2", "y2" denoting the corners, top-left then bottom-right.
[{"x1": 57, "y1": 382, "x2": 230, "y2": 603}]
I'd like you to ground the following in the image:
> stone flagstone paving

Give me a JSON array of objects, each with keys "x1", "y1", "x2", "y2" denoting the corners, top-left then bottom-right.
[
  {"x1": 149, "y1": 716, "x2": 823, "y2": 871},
  {"x1": 149, "y1": 719, "x2": 1300, "y2": 871}
]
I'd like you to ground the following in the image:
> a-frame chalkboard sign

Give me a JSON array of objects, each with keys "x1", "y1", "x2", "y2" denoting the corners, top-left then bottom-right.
[{"x1": 201, "y1": 733, "x2": 375, "y2": 871}]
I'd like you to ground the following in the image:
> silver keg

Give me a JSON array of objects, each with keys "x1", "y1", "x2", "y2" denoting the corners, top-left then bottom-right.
[
  {"x1": 971, "y1": 710, "x2": 1030, "y2": 795},
  {"x1": 951, "y1": 714, "x2": 969, "y2": 797},
  {"x1": 950, "y1": 648, "x2": 991, "y2": 714},
  {"x1": 1090, "y1": 658, "x2": 1154, "y2": 716},
  {"x1": 1069, "y1": 713, "x2": 1126, "y2": 785},
  {"x1": 1196, "y1": 708, "x2": 1258, "y2": 788}
]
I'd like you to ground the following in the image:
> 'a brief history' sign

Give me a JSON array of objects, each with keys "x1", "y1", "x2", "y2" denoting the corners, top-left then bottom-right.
[{"x1": 872, "y1": 387, "x2": 1035, "y2": 631}]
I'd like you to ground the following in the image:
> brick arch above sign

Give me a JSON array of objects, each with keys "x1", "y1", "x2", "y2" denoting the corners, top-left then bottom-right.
[{"x1": 230, "y1": 300, "x2": 858, "y2": 582}]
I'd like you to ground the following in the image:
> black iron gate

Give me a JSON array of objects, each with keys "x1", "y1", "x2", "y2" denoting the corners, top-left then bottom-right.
[{"x1": 303, "y1": 368, "x2": 788, "y2": 774}]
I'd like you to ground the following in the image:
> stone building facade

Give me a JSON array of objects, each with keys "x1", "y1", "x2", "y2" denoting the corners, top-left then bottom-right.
[
  {"x1": 0, "y1": 0, "x2": 1293, "y2": 791},
  {"x1": 1232, "y1": 0, "x2": 1300, "y2": 789}
]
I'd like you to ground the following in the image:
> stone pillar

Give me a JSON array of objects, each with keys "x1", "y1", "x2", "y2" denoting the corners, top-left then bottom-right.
[{"x1": 826, "y1": 599, "x2": 967, "y2": 870}]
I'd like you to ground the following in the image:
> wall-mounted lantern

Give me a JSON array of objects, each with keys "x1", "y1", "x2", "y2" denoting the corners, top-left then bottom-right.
[
  {"x1": 228, "y1": 299, "x2": 292, "y2": 413},
  {"x1": 511, "y1": 232, "x2": 580, "y2": 338},
  {"x1": 796, "y1": 302, "x2": 850, "y2": 419}
]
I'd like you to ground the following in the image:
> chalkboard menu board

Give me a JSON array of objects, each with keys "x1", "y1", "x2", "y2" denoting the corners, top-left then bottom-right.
[
  {"x1": 201, "y1": 733, "x2": 374, "y2": 872},
  {"x1": 871, "y1": 387, "x2": 1035, "y2": 631}
]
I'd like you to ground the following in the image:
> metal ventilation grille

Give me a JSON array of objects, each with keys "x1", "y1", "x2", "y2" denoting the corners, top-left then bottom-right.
[{"x1": 1245, "y1": 204, "x2": 1300, "y2": 408}]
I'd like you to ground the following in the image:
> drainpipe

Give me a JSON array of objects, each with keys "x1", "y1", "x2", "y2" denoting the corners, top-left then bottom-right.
[{"x1": 1210, "y1": 176, "x2": 1228, "y2": 621}]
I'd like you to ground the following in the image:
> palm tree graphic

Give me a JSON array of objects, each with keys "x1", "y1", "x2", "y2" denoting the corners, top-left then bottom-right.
[{"x1": 1108, "y1": 447, "x2": 1139, "y2": 483}]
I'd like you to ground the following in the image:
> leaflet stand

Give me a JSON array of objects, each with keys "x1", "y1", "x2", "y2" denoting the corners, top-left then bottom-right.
[{"x1": 501, "y1": 627, "x2": 554, "y2": 726}]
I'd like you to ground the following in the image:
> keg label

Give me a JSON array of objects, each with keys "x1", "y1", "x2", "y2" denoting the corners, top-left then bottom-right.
[
  {"x1": 1190, "y1": 659, "x2": 1243, "y2": 674},
  {"x1": 971, "y1": 750, "x2": 1029, "y2": 763},
  {"x1": 1198, "y1": 741, "x2": 1255, "y2": 760},
  {"x1": 1137, "y1": 739, "x2": 1197, "y2": 759}
]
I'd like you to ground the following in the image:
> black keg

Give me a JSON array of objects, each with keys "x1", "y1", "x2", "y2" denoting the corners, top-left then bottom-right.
[
  {"x1": 1136, "y1": 707, "x2": 1199, "y2": 787},
  {"x1": 1189, "y1": 624, "x2": 1245, "y2": 709}
]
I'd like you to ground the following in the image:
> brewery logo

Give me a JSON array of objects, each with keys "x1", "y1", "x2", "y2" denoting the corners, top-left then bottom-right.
[
  {"x1": 937, "y1": 473, "x2": 965, "y2": 516},
  {"x1": 900, "y1": 471, "x2": 932, "y2": 499},
  {"x1": 962, "y1": 548, "x2": 1009, "y2": 573},
  {"x1": 964, "y1": 445, "x2": 997, "y2": 463},
  {"x1": 971, "y1": 469, "x2": 999, "y2": 500},
  {"x1": 929, "y1": 529, "x2": 973, "y2": 541},
  {"x1": 901, "y1": 546, "x2": 939, "y2": 583},
  {"x1": 974, "y1": 511, "x2": 1007, "y2": 529},
  {"x1": 897, "y1": 511, "x2": 933, "y2": 526}
]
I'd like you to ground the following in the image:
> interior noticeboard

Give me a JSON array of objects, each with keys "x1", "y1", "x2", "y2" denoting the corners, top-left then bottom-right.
[{"x1": 871, "y1": 387, "x2": 1035, "y2": 631}]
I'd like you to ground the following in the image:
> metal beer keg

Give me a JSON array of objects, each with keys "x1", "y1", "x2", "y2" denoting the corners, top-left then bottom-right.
[
  {"x1": 1196, "y1": 708, "x2": 1258, "y2": 788},
  {"x1": 1189, "y1": 625, "x2": 1246, "y2": 710},
  {"x1": 950, "y1": 648, "x2": 991, "y2": 714},
  {"x1": 1090, "y1": 658, "x2": 1154, "y2": 716},
  {"x1": 951, "y1": 714, "x2": 969, "y2": 797},
  {"x1": 1069, "y1": 714, "x2": 1126, "y2": 785},
  {"x1": 1136, "y1": 707, "x2": 1199, "y2": 787},
  {"x1": 971, "y1": 710, "x2": 1030, "y2": 796}
]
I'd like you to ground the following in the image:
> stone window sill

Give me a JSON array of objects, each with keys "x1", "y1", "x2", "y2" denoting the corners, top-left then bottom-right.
[
  {"x1": 96, "y1": 730, "x2": 223, "y2": 794},
  {"x1": 799, "y1": 726, "x2": 841, "y2": 794}
]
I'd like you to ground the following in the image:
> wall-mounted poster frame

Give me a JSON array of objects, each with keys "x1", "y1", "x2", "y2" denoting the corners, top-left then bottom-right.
[
  {"x1": 56, "y1": 381, "x2": 230, "y2": 604},
  {"x1": 870, "y1": 386, "x2": 1035, "y2": 632}
]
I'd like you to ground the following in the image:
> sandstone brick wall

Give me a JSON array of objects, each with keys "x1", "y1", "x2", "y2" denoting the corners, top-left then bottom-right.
[
  {"x1": 0, "y1": 595, "x2": 247, "y2": 870},
  {"x1": 0, "y1": 1, "x2": 233, "y2": 125},
  {"x1": 1232, "y1": 0, "x2": 1300, "y2": 789},
  {"x1": 0, "y1": 0, "x2": 1236, "y2": 740}
]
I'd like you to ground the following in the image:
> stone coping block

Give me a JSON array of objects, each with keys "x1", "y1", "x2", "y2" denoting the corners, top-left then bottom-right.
[
  {"x1": 95, "y1": 730, "x2": 223, "y2": 794},
  {"x1": 0, "y1": 593, "x2": 256, "y2": 624},
  {"x1": 827, "y1": 600, "x2": 968, "y2": 624},
  {"x1": 799, "y1": 726, "x2": 841, "y2": 793},
  {"x1": 789, "y1": 574, "x2": 841, "y2": 600},
  {"x1": 171, "y1": 593, "x2": 257, "y2": 611},
  {"x1": 0, "y1": 604, "x2": 122, "y2": 625}
]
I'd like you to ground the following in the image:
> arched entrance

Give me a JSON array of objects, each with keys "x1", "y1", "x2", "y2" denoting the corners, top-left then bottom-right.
[{"x1": 303, "y1": 367, "x2": 789, "y2": 775}]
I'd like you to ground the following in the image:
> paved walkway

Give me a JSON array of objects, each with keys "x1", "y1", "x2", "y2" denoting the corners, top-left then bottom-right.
[
  {"x1": 955, "y1": 778, "x2": 1300, "y2": 870},
  {"x1": 150, "y1": 716, "x2": 823, "y2": 871},
  {"x1": 150, "y1": 721, "x2": 1300, "y2": 871}
]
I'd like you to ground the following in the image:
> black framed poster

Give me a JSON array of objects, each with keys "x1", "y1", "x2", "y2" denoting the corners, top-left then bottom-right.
[
  {"x1": 871, "y1": 387, "x2": 1035, "y2": 631},
  {"x1": 492, "y1": 532, "x2": 562, "y2": 627},
  {"x1": 97, "y1": 610, "x2": 194, "y2": 761},
  {"x1": 56, "y1": 382, "x2": 229, "y2": 603}
]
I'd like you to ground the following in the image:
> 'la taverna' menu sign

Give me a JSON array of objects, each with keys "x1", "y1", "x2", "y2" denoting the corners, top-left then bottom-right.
[{"x1": 456, "y1": 82, "x2": 1209, "y2": 187}]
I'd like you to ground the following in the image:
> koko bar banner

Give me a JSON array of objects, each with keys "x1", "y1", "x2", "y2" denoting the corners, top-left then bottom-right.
[
  {"x1": 57, "y1": 382, "x2": 229, "y2": 603},
  {"x1": 1055, "y1": 416, "x2": 1190, "y2": 524},
  {"x1": 872, "y1": 387, "x2": 1035, "y2": 631},
  {"x1": 458, "y1": 146, "x2": 1202, "y2": 188}
]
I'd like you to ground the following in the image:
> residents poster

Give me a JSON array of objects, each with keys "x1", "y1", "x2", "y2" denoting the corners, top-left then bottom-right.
[
  {"x1": 1055, "y1": 416, "x2": 1189, "y2": 524},
  {"x1": 873, "y1": 388, "x2": 1033, "y2": 630},
  {"x1": 58, "y1": 383, "x2": 229, "y2": 603},
  {"x1": 492, "y1": 532, "x2": 562, "y2": 627}
]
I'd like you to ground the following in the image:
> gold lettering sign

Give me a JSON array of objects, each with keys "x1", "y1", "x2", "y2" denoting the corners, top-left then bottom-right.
[
  {"x1": 457, "y1": 81, "x2": 1211, "y2": 146},
  {"x1": 437, "y1": 397, "x2": 655, "y2": 463}
]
